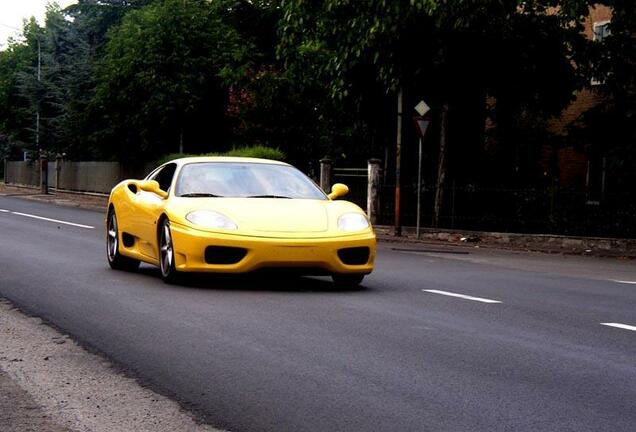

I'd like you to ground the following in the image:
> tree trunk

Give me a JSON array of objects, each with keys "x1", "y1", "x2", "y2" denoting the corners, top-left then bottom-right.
[{"x1": 433, "y1": 104, "x2": 449, "y2": 227}]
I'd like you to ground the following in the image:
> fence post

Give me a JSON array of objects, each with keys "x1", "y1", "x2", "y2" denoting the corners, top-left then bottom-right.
[
  {"x1": 55, "y1": 154, "x2": 62, "y2": 190},
  {"x1": 367, "y1": 159, "x2": 381, "y2": 224},
  {"x1": 320, "y1": 158, "x2": 332, "y2": 193},
  {"x1": 2, "y1": 158, "x2": 6, "y2": 184},
  {"x1": 40, "y1": 155, "x2": 48, "y2": 194}
]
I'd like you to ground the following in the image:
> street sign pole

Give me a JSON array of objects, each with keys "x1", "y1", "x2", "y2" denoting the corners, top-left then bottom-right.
[
  {"x1": 413, "y1": 100, "x2": 431, "y2": 238},
  {"x1": 417, "y1": 137, "x2": 422, "y2": 238}
]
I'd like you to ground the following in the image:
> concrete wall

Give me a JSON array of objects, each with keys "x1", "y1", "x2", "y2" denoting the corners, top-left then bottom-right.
[
  {"x1": 4, "y1": 161, "x2": 152, "y2": 194},
  {"x1": 53, "y1": 161, "x2": 123, "y2": 193},
  {"x1": 4, "y1": 160, "x2": 40, "y2": 188}
]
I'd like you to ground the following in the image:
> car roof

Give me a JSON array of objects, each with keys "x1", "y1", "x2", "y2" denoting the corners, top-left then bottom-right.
[{"x1": 170, "y1": 156, "x2": 289, "y2": 166}]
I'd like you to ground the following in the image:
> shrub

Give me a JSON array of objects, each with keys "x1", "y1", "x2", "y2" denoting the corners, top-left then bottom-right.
[
  {"x1": 219, "y1": 145, "x2": 286, "y2": 161},
  {"x1": 155, "y1": 145, "x2": 286, "y2": 165}
]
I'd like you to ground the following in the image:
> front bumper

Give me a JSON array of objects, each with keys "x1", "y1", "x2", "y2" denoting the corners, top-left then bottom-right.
[{"x1": 169, "y1": 222, "x2": 376, "y2": 274}]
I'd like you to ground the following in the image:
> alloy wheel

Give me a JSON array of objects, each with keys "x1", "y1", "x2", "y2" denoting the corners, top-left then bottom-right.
[
  {"x1": 107, "y1": 212, "x2": 118, "y2": 262},
  {"x1": 160, "y1": 221, "x2": 174, "y2": 277}
]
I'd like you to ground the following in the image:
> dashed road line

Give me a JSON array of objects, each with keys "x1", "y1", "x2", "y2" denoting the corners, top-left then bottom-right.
[
  {"x1": 601, "y1": 323, "x2": 636, "y2": 332},
  {"x1": 10, "y1": 211, "x2": 95, "y2": 229},
  {"x1": 613, "y1": 280, "x2": 636, "y2": 285},
  {"x1": 0, "y1": 209, "x2": 9, "y2": 213},
  {"x1": 422, "y1": 289, "x2": 502, "y2": 304}
]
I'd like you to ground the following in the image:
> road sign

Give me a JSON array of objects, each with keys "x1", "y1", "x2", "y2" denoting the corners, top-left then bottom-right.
[
  {"x1": 414, "y1": 100, "x2": 430, "y2": 117},
  {"x1": 414, "y1": 117, "x2": 431, "y2": 139}
]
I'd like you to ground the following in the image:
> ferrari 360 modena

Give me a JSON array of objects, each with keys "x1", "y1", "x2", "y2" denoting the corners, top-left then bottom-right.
[{"x1": 106, "y1": 157, "x2": 375, "y2": 287}]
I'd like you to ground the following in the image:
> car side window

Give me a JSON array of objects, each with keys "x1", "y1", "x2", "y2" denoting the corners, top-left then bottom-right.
[{"x1": 150, "y1": 163, "x2": 177, "y2": 193}]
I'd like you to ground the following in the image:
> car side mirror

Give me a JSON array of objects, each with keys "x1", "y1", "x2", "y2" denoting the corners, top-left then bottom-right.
[
  {"x1": 328, "y1": 183, "x2": 349, "y2": 200},
  {"x1": 138, "y1": 180, "x2": 168, "y2": 199}
]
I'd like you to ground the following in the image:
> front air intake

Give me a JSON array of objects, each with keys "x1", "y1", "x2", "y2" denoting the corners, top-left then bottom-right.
[
  {"x1": 337, "y1": 247, "x2": 370, "y2": 265},
  {"x1": 204, "y1": 246, "x2": 248, "y2": 265}
]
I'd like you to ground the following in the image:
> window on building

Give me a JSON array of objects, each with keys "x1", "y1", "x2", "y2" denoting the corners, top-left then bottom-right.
[
  {"x1": 591, "y1": 20, "x2": 611, "y2": 86},
  {"x1": 593, "y1": 21, "x2": 611, "y2": 42}
]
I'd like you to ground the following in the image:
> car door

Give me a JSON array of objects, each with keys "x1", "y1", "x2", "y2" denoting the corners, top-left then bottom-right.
[{"x1": 133, "y1": 163, "x2": 177, "y2": 259}]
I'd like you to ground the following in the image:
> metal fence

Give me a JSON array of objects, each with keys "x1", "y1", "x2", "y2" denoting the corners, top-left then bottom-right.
[
  {"x1": 330, "y1": 163, "x2": 635, "y2": 238},
  {"x1": 333, "y1": 167, "x2": 369, "y2": 210},
  {"x1": 377, "y1": 183, "x2": 636, "y2": 238}
]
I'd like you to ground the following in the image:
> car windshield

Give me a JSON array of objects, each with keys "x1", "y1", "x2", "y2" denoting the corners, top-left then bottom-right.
[{"x1": 175, "y1": 162, "x2": 327, "y2": 200}]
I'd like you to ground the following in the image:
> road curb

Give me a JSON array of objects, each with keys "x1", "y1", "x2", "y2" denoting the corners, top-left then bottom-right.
[{"x1": 0, "y1": 183, "x2": 107, "y2": 212}]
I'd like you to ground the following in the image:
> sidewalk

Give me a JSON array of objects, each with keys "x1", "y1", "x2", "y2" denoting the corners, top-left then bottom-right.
[{"x1": 0, "y1": 183, "x2": 108, "y2": 211}]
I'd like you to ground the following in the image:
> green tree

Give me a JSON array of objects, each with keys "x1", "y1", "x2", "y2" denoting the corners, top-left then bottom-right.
[
  {"x1": 65, "y1": 0, "x2": 154, "y2": 51},
  {"x1": 0, "y1": 18, "x2": 43, "y2": 159},
  {"x1": 94, "y1": 0, "x2": 252, "y2": 161}
]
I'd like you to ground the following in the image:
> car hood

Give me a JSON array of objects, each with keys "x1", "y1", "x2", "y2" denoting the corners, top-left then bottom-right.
[{"x1": 167, "y1": 197, "x2": 369, "y2": 238}]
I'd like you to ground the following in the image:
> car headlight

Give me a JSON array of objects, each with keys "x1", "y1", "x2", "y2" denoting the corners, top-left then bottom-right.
[
  {"x1": 338, "y1": 213, "x2": 369, "y2": 232},
  {"x1": 186, "y1": 210, "x2": 237, "y2": 230}
]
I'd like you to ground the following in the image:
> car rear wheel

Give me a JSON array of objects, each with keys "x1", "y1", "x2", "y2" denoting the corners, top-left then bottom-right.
[
  {"x1": 159, "y1": 219, "x2": 181, "y2": 284},
  {"x1": 331, "y1": 273, "x2": 365, "y2": 288},
  {"x1": 107, "y1": 210, "x2": 140, "y2": 271}
]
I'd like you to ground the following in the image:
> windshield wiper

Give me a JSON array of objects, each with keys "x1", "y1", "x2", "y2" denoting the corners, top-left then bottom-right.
[
  {"x1": 180, "y1": 193, "x2": 223, "y2": 198},
  {"x1": 246, "y1": 194, "x2": 292, "y2": 199}
]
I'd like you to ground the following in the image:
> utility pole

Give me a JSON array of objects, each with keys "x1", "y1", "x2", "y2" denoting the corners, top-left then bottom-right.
[
  {"x1": 394, "y1": 87, "x2": 403, "y2": 236},
  {"x1": 36, "y1": 36, "x2": 41, "y2": 154},
  {"x1": 37, "y1": 36, "x2": 46, "y2": 194}
]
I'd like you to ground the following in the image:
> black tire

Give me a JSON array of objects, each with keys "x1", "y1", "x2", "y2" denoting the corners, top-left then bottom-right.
[
  {"x1": 331, "y1": 273, "x2": 365, "y2": 288},
  {"x1": 106, "y1": 209, "x2": 140, "y2": 271},
  {"x1": 159, "y1": 218, "x2": 182, "y2": 284}
]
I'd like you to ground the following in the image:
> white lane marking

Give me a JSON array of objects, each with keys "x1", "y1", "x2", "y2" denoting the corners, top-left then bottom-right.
[
  {"x1": 0, "y1": 209, "x2": 9, "y2": 213},
  {"x1": 11, "y1": 211, "x2": 95, "y2": 229},
  {"x1": 422, "y1": 289, "x2": 502, "y2": 304},
  {"x1": 601, "y1": 323, "x2": 636, "y2": 332},
  {"x1": 613, "y1": 280, "x2": 636, "y2": 285}
]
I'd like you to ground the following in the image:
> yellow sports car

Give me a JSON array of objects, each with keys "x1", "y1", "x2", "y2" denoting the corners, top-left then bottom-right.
[{"x1": 106, "y1": 157, "x2": 375, "y2": 287}]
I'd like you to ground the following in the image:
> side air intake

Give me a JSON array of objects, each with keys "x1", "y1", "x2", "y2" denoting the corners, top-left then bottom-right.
[
  {"x1": 204, "y1": 246, "x2": 248, "y2": 265},
  {"x1": 337, "y1": 247, "x2": 370, "y2": 265}
]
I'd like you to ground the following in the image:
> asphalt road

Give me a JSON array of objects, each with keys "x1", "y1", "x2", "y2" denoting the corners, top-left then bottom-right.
[{"x1": 1, "y1": 195, "x2": 635, "y2": 432}]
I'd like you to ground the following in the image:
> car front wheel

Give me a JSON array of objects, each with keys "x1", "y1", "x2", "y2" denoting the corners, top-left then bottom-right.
[
  {"x1": 106, "y1": 210, "x2": 140, "y2": 271},
  {"x1": 159, "y1": 219, "x2": 182, "y2": 284}
]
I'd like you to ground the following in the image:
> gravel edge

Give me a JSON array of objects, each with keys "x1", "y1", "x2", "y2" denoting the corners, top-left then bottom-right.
[{"x1": 0, "y1": 299, "x2": 226, "y2": 432}]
